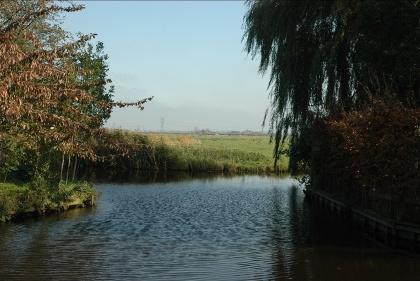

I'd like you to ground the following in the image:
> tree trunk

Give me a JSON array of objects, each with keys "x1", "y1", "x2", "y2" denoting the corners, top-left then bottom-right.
[
  {"x1": 72, "y1": 156, "x2": 78, "y2": 181},
  {"x1": 60, "y1": 153, "x2": 65, "y2": 181},
  {"x1": 66, "y1": 155, "x2": 71, "y2": 184}
]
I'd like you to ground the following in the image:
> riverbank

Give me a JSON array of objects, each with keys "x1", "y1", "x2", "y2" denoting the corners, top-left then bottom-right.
[
  {"x1": 0, "y1": 181, "x2": 96, "y2": 222},
  {"x1": 83, "y1": 130, "x2": 289, "y2": 175},
  {"x1": 305, "y1": 189, "x2": 420, "y2": 252}
]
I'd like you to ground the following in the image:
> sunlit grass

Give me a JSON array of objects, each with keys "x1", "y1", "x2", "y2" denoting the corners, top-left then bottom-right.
[{"x1": 144, "y1": 133, "x2": 289, "y2": 172}]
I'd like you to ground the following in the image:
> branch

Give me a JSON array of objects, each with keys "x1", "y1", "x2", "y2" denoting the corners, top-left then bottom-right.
[
  {"x1": 112, "y1": 96, "x2": 153, "y2": 110},
  {"x1": 0, "y1": 4, "x2": 84, "y2": 36}
]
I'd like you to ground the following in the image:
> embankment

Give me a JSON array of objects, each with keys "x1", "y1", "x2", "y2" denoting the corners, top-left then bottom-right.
[{"x1": 0, "y1": 181, "x2": 96, "y2": 222}]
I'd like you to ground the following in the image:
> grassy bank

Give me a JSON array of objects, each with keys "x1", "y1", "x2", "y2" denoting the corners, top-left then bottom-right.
[
  {"x1": 88, "y1": 131, "x2": 288, "y2": 175},
  {"x1": 0, "y1": 181, "x2": 96, "y2": 222}
]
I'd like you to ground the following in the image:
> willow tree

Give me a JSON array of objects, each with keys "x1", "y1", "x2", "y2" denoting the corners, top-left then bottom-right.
[{"x1": 243, "y1": 0, "x2": 419, "y2": 172}]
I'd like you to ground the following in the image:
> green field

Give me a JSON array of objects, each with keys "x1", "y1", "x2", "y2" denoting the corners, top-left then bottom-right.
[
  {"x1": 195, "y1": 135, "x2": 274, "y2": 157},
  {"x1": 91, "y1": 130, "x2": 289, "y2": 174},
  {"x1": 139, "y1": 133, "x2": 289, "y2": 172}
]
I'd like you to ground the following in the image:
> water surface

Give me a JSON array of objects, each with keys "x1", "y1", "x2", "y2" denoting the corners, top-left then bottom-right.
[{"x1": 0, "y1": 175, "x2": 419, "y2": 280}]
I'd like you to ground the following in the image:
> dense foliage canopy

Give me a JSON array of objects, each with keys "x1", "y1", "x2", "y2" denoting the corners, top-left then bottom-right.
[
  {"x1": 0, "y1": 1, "x2": 107, "y2": 159},
  {"x1": 244, "y1": 0, "x2": 419, "y2": 171},
  {"x1": 0, "y1": 0, "x2": 151, "y2": 182}
]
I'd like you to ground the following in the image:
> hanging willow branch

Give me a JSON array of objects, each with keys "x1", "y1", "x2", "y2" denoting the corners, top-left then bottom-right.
[{"x1": 243, "y1": 0, "x2": 420, "y2": 171}]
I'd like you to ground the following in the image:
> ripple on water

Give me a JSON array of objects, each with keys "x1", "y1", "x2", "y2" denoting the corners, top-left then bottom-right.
[{"x1": 0, "y1": 175, "x2": 420, "y2": 281}]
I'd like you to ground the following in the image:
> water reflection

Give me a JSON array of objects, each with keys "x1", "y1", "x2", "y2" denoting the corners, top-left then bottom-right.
[
  {"x1": 0, "y1": 175, "x2": 419, "y2": 281},
  {"x1": 268, "y1": 184, "x2": 420, "y2": 281},
  {"x1": 86, "y1": 169, "x2": 290, "y2": 185}
]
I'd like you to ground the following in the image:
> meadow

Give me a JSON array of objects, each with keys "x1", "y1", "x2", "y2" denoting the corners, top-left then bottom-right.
[
  {"x1": 88, "y1": 130, "x2": 289, "y2": 175},
  {"x1": 155, "y1": 133, "x2": 287, "y2": 171}
]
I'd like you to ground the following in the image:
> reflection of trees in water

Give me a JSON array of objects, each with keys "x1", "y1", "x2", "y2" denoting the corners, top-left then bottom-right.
[
  {"x1": 86, "y1": 170, "x2": 229, "y2": 184},
  {"x1": 269, "y1": 184, "x2": 315, "y2": 280},
  {"x1": 0, "y1": 225, "x2": 21, "y2": 276},
  {"x1": 84, "y1": 170, "x2": 291, "y2": 185},
  {"x1": 268, "y1": 184, "x2": 420, "y2": 281},
  {"x1": 22, "y1": 222, "x2": 53, "y2": 280},
  {"x1": 0, "y1": 211, "x2": 103, "y2": 280},
  {"x1": 0, "y1": 221, "x2": 52, "y2": 280}
]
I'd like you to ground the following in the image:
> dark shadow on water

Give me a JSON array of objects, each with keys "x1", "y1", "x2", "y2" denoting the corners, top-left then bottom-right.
[{"x1": 268, "y1": 185, "x2": 420, "y2": 281}]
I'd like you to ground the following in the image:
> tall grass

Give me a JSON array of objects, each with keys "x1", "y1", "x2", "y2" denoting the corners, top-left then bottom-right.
[{"x1": 85, "y1": 130, "x2": 289, "y2": 175}]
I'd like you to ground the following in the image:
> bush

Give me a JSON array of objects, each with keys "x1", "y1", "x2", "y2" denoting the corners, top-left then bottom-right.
[
  {"x1": 0, "y1": 191, "x2": 19, "y2": 221},
  {"x1": 0, "y1": 180, "x2": 96, "y2": 222},
  {"x1": 311, "y1": 98, "x2": 420, "y2": 222},
  {"x1": 55, "y1": 181, "x2": 95, "y2": 203},
  {"x1": 19, "y1": 176, "x2": 51, "y2": 212}
]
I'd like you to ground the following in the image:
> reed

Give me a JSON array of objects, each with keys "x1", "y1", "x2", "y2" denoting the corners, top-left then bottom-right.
[{"x1": 84, "y1": 130, "x2": 289, "y2": 175}]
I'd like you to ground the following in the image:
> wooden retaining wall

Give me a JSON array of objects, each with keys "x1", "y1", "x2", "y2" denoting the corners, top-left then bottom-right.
[{"x1": 304, "y1": 189, "x2": 420, "y2": 252}]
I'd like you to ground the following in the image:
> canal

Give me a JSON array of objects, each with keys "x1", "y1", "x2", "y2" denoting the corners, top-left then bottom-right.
[{"x1": 0, "y1": 175, "x2": 419, "y2": 280}]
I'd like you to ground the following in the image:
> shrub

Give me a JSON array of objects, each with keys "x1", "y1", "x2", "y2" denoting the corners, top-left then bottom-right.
[
  {"x1": 0, "y1": 180, "x2": 96, "y2": 221},
  {"x1": 20, "y1": 177, "x2": 51, "y2": 212},
  {"x1": 311, "y1": 98, "x2": 420, "y2": 222},
  {"x1": 0, "y1": 192, "x2": 19, "y2": 221}
]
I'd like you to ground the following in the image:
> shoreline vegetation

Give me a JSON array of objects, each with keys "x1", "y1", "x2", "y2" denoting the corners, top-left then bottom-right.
[
  {"x1": 1, "y1": 129, "x2": 291, "y2": 221},
  {"x1": 1, "y1": 131, "x2": 289, "y2": 222},
  {"x1": 1, "y1": 129, "x2": 289, "y2": 222},
  {"x1": 82, "y1": 130, "x2": 289, "y2": 176},
  {"x1": 0, "y1": 181, "x2": 95, "y2": 222}
]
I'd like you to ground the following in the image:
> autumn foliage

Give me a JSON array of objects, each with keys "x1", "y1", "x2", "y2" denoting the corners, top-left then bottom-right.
[
  {"x1": 311, "y1": 98, "x2": 420, "y2": 222},
  {"x1": 0, "y1": 1, "x2": 151, "y2": 182},
  {"x1": 0, "y1": 3, "x2": 105, "y2": 160},
  {"x1": 0, "y1": 33, "x2": 101, "y2": 157}
]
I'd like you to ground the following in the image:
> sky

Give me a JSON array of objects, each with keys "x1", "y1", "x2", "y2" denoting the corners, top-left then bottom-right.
[{"x1": 63, "y1": 1, "x2": 270, "y2": 132}]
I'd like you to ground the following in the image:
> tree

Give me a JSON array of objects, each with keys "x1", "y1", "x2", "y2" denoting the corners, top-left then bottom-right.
[
  {"x1": 0, "y1": 135, "x2": 24, "y2": 182},
  {"x1": 0, "y1": 0, "x2": 152, "y2": 181},
  {"x1": 243, "y1": 0, "x2": 419, "y2": 171},
  {"x1": 72, "y1": 41, "x2": 114, "y2": 127}
]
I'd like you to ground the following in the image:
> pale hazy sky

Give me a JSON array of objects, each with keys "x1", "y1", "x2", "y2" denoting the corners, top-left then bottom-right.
[{"x1": 63, "y1": 1, "x2": 270, "y2": 131}]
